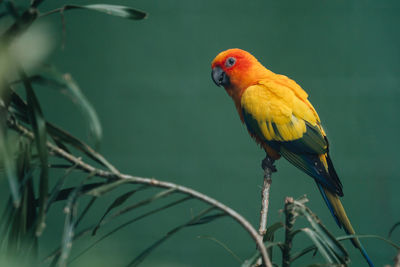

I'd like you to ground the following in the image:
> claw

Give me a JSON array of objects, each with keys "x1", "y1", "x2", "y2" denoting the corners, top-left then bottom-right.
[{"x1": 261, "y1": 156, "x2": 277, "y2": 173}]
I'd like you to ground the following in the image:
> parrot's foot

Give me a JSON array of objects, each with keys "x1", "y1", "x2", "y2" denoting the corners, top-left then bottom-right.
[{"x1": 261, "y1": 156, "x2": 277, "y2": 173}]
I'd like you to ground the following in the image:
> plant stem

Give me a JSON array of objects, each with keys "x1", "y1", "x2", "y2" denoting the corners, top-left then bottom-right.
[
  {"x1": 259, "y1": 167, "x2": 272, "y2": 236},
  {"x1": 282, "y1": 197, "x2": 295, "y2": 267},
  {"x1": 8, "y1": 119, "x2": 273, "y2": 267}
]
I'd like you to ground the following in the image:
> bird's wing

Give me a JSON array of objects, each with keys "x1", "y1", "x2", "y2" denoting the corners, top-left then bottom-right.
[
  {"x1": 240, "y1": 80, "x2": 325, "y2": 147},
  {"x1": 241, "y1": 81, "x2": 343, "y2": 195}
]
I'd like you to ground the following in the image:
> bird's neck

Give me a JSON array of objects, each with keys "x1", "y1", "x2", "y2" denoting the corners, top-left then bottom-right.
[{"x1": 226, "y1": 65, "x2": 274, "y2": 121}]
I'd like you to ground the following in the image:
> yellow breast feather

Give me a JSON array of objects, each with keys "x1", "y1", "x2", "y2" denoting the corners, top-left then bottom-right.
[{"x1": 241, "y1": 81, "x2": 319, "y2": 142}]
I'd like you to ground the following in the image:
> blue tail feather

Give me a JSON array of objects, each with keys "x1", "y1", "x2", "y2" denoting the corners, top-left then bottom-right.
[
  {"x1": 316, "y1": 183, "x2": 341, "y2": 227},
  {"x1": 316, "y1": 183, "x2": 374, "y2": 267},
  {"x1": 359, "y1": 243, "x2": 375, "y2": 267}
]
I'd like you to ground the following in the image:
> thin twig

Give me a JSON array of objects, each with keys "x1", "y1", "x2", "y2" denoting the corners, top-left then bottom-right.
[
  {"x1": 259, "y1": 156, "x2": 275, "y2": 238},
  {"x1": 259, "y1": 171, "x2": 272, "y2": 236},
  {"x1": 8, "y1": 119, "x2": 272, "y2": 267},
  {"x1": 254, "y1": 156, "x2": 274, "y2": 267}
]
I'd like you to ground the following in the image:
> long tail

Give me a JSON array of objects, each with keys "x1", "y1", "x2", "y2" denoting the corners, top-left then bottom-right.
[
  {"x1": 317, "y1": 183, "x2": 374, "y2": 267},
  {"x1": 316, "y1": 154, "x2": 374, "y2": 267}
]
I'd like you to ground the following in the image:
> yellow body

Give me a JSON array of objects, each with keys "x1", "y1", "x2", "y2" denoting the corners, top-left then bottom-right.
[{"x1": 241, "y1": 81, "x2": 318, "y2": 141}]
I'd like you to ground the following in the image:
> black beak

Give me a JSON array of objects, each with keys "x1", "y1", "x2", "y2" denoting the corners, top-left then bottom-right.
[{"x1": 211, "y1": 66, "x2": 230, "y2": 87}]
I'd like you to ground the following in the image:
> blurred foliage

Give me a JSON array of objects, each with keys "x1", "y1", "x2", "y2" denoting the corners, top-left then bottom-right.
[{"x1": 0, "y1": 1, "x2": 399, "y2": 267}]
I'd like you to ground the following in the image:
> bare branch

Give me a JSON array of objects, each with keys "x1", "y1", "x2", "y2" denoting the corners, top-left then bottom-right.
[
  {"x1": 259, "y1": 167, "x2": 272, "y2": 236},
  {"x1": 8, "y1": 119, "x2": 272, "y2": 267},
  {"x1": 259, "y1": 156, "x2": 276, "y2": 239}
]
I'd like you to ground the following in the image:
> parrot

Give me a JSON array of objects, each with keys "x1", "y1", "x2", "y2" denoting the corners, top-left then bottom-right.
[{"x1": 211, "y1": 48, "x2": 373, "y2": 266}]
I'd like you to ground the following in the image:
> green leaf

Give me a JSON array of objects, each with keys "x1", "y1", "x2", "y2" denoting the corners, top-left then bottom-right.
[
  {"x1": 85, "y1": 179, "x2": 131, "y2": 197},
  {"x1": 43, "y1": 226, "x2": 93, "y2": 264},
  {"x1": 187, "y1": 212, "x2": 226, "y2": 226},
  {"x1": 0, "y1": 130, "x2": 20, "y2": 207},
  {"x1": 29, "y1": 72, "x2": 102, "y2": 148},
  {"x1": 240, "y1": 242, "x2": 283, "y2": 267},
  {"x1": 63, "y1": 4, "x2": 147, "y2": 20},
  {"x1": 46, "y1": 123, "x2": 118, "y2": 173},
  {"x1": 51, "y1": 183, "x2": 105, "y2": 203},
  {"x1": 265, "y1": 222, "x2": 284, "y2": 241},
  {"x1": 197, "y1": 235, "x2": 242, "y2": 263},
  {"x1": 301, "y1": 228, "x2": 337, "y2": 264},
  {"x1": 21, "y1": 70, "x2": 48, "y2": 237},
  {"x1": 241, "y1": 250, "x2": 260, "y2": 267},
  {"x1": 285, "y1": 198, "x2": 349, "y2": 264},
  {"x1": 46, "y1": 189, "x2": 179, "y2": 261},
  {"x1": 57, "y1": 172, "x2": 95, "y2": 267},
  {"x1": 0, "y1": 198, "x2": 16, "y2": 248},
  {"x1": 264, "y1": 221, "x2": 284, "y2": 261},
  {"x1": 302, "y1": 211, "x2": 348, "y2": 261},
  {"x1": 92, "y1": 186, "x2": 147, "y2": 235},
  {"x1": 10, "y1": 91, "x2": 118, "y2": 174},
  {"x1": 389, "y1": 222, "x2": 400, "y2": 238},
  {"x1": 58, "y1": 187, "x2": 79, "y2": 267},
  {"x1": 46, "y1": 164, "x2": 78, "y2": 211},
  {"x1": 290, "y1": 245, "x2": 317, "y2": 262},
  {"x1": 337, "y1": 234, "x2": 400, "y2": 250},
  {"x1": 75, "y1": 197, "x2": 96, "y2": 227},
  {"x1": 127, "y1": 207, "x2": 214, "y2": 267},
  {"x1": 99, "y1": 188, "x2": 177, "y2": 229},
  {"x1": 69, "y1": 196, "x2": 191, "y2": 264}
]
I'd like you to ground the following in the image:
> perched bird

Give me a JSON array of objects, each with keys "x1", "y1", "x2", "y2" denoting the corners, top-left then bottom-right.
[{"x1": 211, "y1": 48, "x2": 373, "y2": 266}]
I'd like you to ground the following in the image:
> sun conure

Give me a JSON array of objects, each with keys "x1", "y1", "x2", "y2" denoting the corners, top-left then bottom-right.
[{"x1": 211, "y1": 48, "x2": 373, "y2": 267}]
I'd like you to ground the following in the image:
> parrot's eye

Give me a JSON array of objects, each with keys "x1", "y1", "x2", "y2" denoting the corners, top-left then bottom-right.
[{"x1": 225, "y1": 57, "x2": 236, "y2": 68}]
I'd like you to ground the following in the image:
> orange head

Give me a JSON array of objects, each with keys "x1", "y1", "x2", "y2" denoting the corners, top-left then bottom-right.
[{"x1": 211, "y1": 49, "x2": 271, "y2": 98}]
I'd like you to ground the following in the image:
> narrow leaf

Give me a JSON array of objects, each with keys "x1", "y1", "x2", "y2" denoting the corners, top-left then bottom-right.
[
  {"x1": 302, "y1": 209, "x2": 348, "y2": 261},
  {"x1": 0, "y1": 130, "x2": 20, "y2": 207},
  {"x1": 58, "y1": 191, "x2": 79, "y2": 267},
  {"x1": 337, "y1": 234, "x2": 400, "y2": 250},
  {"x1": 92, "y1": 186, "x2": 147, "y2": 235},
  {"x1": 63, "y1": 4, "x2": 147, "y2": 20},
  {"x1": 241, "y1": 242, "x2": 284, "y2": 267},
  {"x1": 57, "y1": 173, "x2": 95, "y2": 267},
  {"x1": 288, "y1": 198, "x2": 349, "y2": 263},
  {"x1": 197, "y1": 235, "x2": 242, "y2": 263},
  {"x1": 265, "y1": 222, "x2": 284, "y2": 241},
  {"x1": 106, "y1": 188, "x2": 177, "y2": 223},
  {"x1": 10, "y1": 92, "x2": 118, "y2": 173},
  {"x1": 187, "y1": 212, "x2": 226, "y2": 226},
  {"x1": 46, "y1": 123, "x2": 118, "y2": 173},
  {"x1": 290, "y1": 245, "x2": 317, "y2": 262},
  {"x1": 301, "y1": 228, "x2": 335, "y2": 263},
  {"x1": 21, "y1": 70, "x2": 48, "y2": 236},
  {"x1": 30, "y1": 72, "x2": 102, "y2": 148},
  {"x1": 69, "y1": 196, "x2": 191, "y2": 264},
  {"x1": 51, "y1": 183, "x2": 106, "y2": 203},
  {"x1": 46, "y1": 164, "x2": 78, "y2": 211},
  {"x1": 85, "y1": 179, "x2": 131, "y2": 197},
  {"x1": 389, "y1": 222, "x2": 400, "y2": 238},
  {"x1": 127, "y1": 207, "x2": 214, "y2": 267},
  {"x1": 75, "y1": 197, "x2": 96, "y2": 228}
]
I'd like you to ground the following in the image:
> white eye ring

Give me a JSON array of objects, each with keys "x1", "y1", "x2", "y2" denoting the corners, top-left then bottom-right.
[{"x1": 225, "y1": 57, "x2": 236, "y2": 67}]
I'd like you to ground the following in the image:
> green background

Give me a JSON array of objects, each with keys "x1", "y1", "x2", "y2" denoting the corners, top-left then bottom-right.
[{"x1": 12, "y1": 0, "x2": 400, "y2": 266}]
